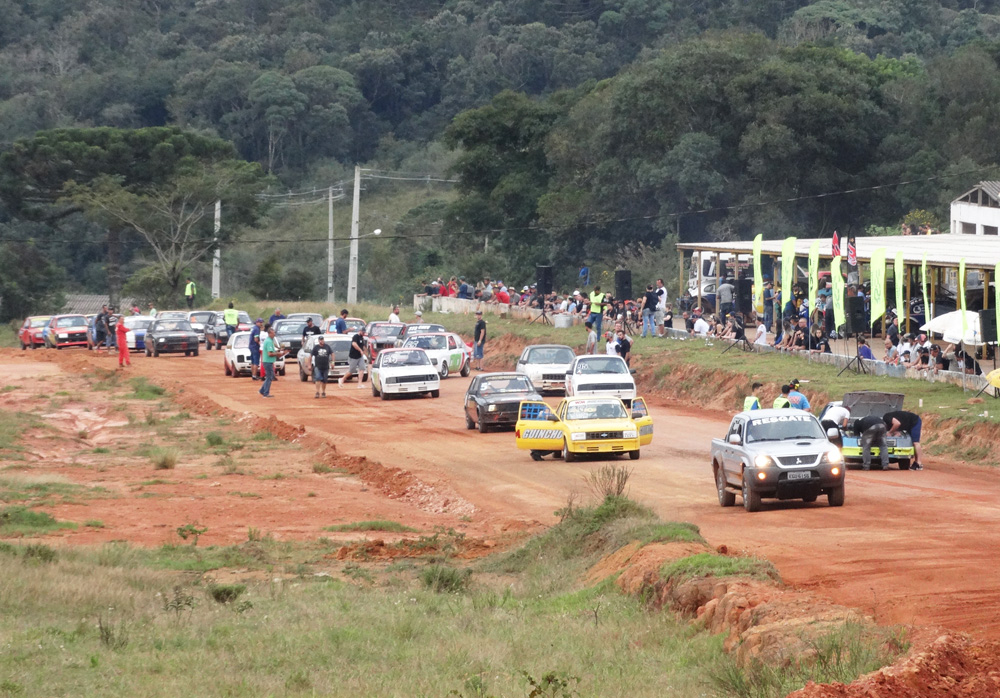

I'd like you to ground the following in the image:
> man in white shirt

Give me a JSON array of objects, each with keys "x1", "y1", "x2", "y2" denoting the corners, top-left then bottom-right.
[
  {"x1": 898, "y1": 335, "x2": 913, "y2": 359},
  {"x1": 655, "y1": 278, "x2": 667, "y2": 337},
  {"x1": 693, "y1": 314, "x2": 711, "y2": 337},
  {"x1": 388, "y1": 305, "x2": 400, "y2": 323},
  {"x1": 753, "y1": 321, "x2": 769, "y2": 346}
]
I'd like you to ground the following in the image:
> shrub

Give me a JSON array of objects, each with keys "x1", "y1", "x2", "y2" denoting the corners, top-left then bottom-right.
[
  {"x1": 205, "y1": 432, "x2": 224, "y2": 447},
  {"x1": 208, "y1": 583, "x2": 246, "y2": 604},
  {"x1": 421, "y1": 564, "x2": 471, "y2": 593},
  {"x1": 584, "y1": 464, "x2": 632, "y2": 499},
  {"x1": 150, "y1": 448, "x2": 178, "y2": 470}
]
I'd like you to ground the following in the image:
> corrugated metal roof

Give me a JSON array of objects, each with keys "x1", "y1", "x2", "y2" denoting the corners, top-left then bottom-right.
[
  {"x1": 676, "y1": 233, "x2": 1000, "y2": 270},
  {"x1": 62, "y1": 294, "x2": 137, "y2": 315},
  {"x1": 978, "y1": 181, "x2": 1000, "y2": 202}
]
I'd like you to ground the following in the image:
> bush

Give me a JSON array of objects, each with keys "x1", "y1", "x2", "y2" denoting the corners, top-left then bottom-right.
[
  {"x1": 584, "y1": 464, "x2": 633, "y2": 499},
  {"x1": 208, "y1": 583, "x2": 246, "y2": 604},
  {"x1": 151, "y1": 448, "x2": 178, "y2": 470},
  {"x1": 205, "y1": 432, "x2": 225, "y2": 447},
  {"x1": 420, "y1": 564, "x2": 471, "y2": 593}
]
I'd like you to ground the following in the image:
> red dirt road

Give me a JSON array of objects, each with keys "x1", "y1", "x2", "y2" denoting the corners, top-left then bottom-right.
[{"x1": 8, "y1": 345, "x2": 1000, "y2": 640}]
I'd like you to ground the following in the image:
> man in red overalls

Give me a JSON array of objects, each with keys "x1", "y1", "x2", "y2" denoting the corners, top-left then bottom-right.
[{"x1": 115, "y1": 313, "x2": 131, "y2": 367}]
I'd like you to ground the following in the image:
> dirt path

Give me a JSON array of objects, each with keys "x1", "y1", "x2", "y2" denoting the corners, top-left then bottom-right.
[{"x1": 7, "y1": 345, "x2": 1000, "y2": 640}]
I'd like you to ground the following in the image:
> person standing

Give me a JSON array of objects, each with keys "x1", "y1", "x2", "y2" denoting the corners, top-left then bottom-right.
[
  {"x1": 787, "y1": 379, "x2": 811, "y2": 411},
  {"x1": 744, "y1": 383, "x2": 763, "y2": 411},
  {"x1": 639, "y1": 284, "x2": 658, "y2": 338},
  {"x1": 301, "y1": 317, "x2": 321, "y2": 349},
  {"x1": 473, "y1": 309, "x2": 487, "y2": 370},
  {"x1": 339, "y1": 327, "x2": 368, "y2": 388},
  {"x1": 268, "y1": 307, "x2": 285, "y2": 326},
  {"x1": 773, "y1": 385, "x2": 792, "y2": 408},
  {"x1": 615, "y1": 329, "x2": 632, "y2": 366},
  {"x1": 305, "y1": 334, "x2": 332, "y2": 398},
  {"x1": 855, "y1": 414, "x2": 889, "y2": 471},
  {"x1": 588, "y1": 286, "x2": 606, "y2": 338},
  {"x1": 223, "y1": 302, "x2": 239, "y2": 337},
  {"x1": 148, "y1": 302, "x2": 157, "y2": 317},
  {"x1": 884, "y1": 410, "x2": 924, "y2": 470},
  {"x1": 104, "y1": 307, "x2": 117, "y2": 351},
  {"x1": 388, "y1": 305, "x2": 400, "y2": 323},
  {"x1": 115, "y1": 313, "x2": 131, "y2": 367},
  {"x1": 762, "y1": 279, "x2": 774, "y2": 332},
  {"x1": 258, "y1": 326, "x2": 287, "y2": 398},
  {"x1": 334, "y1": 309, "x2": 349, "y2": 334},
  {"x1": 184, "y1": 277, "x2": 197, "y2": 309},
  {"x1": 654, "y1": 279, "x2": 668, "y2": 337},
  {"x1": 585, "y1": 320, "x2": 597, "y2": 354},
  {"x1": 249, "y1": 318, "x2": 263, "y2": 381},
  {"x1": 717, "y1": 277, "x2": 736, "y2": 318}
]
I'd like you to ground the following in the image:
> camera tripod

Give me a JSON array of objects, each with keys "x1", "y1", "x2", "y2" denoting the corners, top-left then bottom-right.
[
  {"x1": 837, "y1": 332, "x2": 870, "y2": 376},
  {"x1": 529, "y1": 307, "x2": 552, "y2": 326}
]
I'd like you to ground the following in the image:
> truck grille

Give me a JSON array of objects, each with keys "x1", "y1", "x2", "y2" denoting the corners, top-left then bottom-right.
[
  {"x1": 542, "y1": 373, "x2": 566, "y2": 381},
  {"x1": 582, "y1": 383, "x2": 633, "y2": 391},
  {"x1": 398, "y1": 374, "x2": 436, "y2": 383},
  {"x1": 585, "y1": 431, "x2": 624, "y2": 440},
  {"x1": 776, "y1": 454, "x2": 820, "y2": 467}
]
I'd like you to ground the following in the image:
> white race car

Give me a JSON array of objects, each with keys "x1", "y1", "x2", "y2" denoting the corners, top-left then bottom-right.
[
  {"x1": 514, "y1": 343, "x2": 575, "y2": 393},
  {"x1": 224, "y1": 331, "x2": 285, "y2": 378},
  {"x1": 399, "y1": 332, "x2": 471, "y2": 378},
  {"x1": 370, "y1": 347, "x2": 440, "y2": 399},
  {"x1": 565, "y1": 355, "x2": 636, "y2": 404}
]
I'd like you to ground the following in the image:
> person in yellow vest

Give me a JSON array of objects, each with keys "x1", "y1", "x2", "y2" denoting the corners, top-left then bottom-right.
[
  {"x1": 744, "y1": 382, "x2": 763, "y2": 411},
  {"x1": 223, "y1": 301, "x2": 239, "y2": 337},
  {"x1": 184, "y1": 277, "x2": 197, "y2": 308},
  {"x1": 589, "y1": 286, "x2": 607, "y2": 337},
  {"x1": 773, "y1": 384, "x2": 792, "y2": 408}
]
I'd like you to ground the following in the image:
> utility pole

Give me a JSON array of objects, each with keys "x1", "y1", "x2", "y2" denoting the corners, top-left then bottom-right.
[
  {"x1": 347, "y1": 165, "x2": 361, "y2": 304},
  {"x1": 211, "y1": 200, "x2": 221, "y2": 299},
  {"x1": 327, "y1": 186, "x2": 335, "y2": 304}
]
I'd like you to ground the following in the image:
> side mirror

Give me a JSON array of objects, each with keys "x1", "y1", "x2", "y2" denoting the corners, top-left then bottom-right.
[
  {"x1": 728, "y1": 433, "x2": 742, "y2": 445},
  {"x1": 826, "y1": 427, "x2": 840, "y2": 439},
  {"x1": 630, "y1": 369, "x2": 637, "y2": 375},
  {"x1": 546, "y1": 414, "x2": 559, "y2": 422},
  {"x1": 631, "y1": 410, "x2": 643, "y2": 420}
]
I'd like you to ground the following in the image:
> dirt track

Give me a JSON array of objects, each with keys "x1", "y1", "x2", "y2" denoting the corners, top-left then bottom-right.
[{"x1": 7, "y1": 344, "x2": 1000, "y2": 641}]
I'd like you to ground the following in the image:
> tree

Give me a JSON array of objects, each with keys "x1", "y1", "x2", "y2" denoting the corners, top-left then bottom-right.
[{"x1": 0, "y1": 241, "x2": 65, "y2": 322}]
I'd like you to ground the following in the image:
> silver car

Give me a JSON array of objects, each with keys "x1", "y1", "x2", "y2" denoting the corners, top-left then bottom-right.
[{"x1": 297, "y1": 334, "x2": 353, "y2": 382}]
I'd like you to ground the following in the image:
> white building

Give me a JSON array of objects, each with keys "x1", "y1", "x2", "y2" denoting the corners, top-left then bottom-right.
[{"x1": 951, "y1": 181, "x2": 1000, "y2": 235}]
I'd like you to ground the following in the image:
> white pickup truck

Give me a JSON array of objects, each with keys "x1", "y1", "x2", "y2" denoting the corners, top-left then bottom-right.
[{"x1": 711, "y1": 409, "x2": 845, "y2": 512}]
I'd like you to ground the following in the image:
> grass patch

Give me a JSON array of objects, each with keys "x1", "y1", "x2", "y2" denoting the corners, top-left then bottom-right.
[
  {"x1": 150, "y1": 448, "x2": 178, "y2": 470},
  {"x1": 0, "y1": 412, "x2": 41, "y2": 454},
  {"x1": 0, "y1": 475, "x2": 107, "y2": 505},
  {"x1": 129, "y1": 377, "x2": 166, "y2": 399},
  {"x1": 253, "y1": 430, "x2": 276, "y2": 441},
  {"x1": 205, "y1": 431, "x2": 225, "y2": 447},
  {"x1": 420, "y1": 564, "x2": 472, "y2": 593},
  {"x1": 84, "y1": 520, "x2": 105, "y2": 528},
  {"x1": 660, "y1": 552, "x2": 780, "y2": 583},
  {"x1": 91, "y1": 447, "x2": 111, "y2": 454},
  {"x1": 0, "y1": 506, "x2": 77, "y2": 536},
  {"x1": 323, "y1": 520, "x2": 417, "y2": 533}
]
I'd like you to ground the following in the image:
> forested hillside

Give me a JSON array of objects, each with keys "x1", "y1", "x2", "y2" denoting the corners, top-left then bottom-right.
[{"x1": 4, "y1": 0, "x2": 1000, "y2": 312}]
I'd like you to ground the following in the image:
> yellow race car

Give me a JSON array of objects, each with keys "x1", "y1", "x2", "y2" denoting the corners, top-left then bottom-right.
[{"x1": 515, "y1": 396, "x2": 653, "y2": 462}]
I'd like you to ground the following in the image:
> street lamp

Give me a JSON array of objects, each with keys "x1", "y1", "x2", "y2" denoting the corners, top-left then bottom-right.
[{"x1": 347, "y1": 228, "x2": 382, "y2": 304}]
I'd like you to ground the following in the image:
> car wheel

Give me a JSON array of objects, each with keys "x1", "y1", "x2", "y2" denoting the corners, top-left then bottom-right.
[
  {"x1": 742, "y1": 474, "x2": 761, "y2": 513},
  {"x1": 827, "y1": 484, "x2": 845, "y2": 507},
  {"x1": 716, "y1": 466, "x2": 736, "y2": 507},
  {"x1": 460, "y1": 362, "x2": 471, "y2": 377},
  {"x1": 193, "y1": 348, "x2": 199, "y2": 357},
  {"x1": 184, "y1": 350, "x2": 190, "y2": 356},
  {"x1": 465, "y1": 413, "x2": 475, "y2": 430},
  {"x1": 530, "y1": 450, "x2": 543, "y2": 461},
  {"x1": 440, "y1": 363, "x2": 449, "y2": 379},
  {"x1": 430, "y1": 389, "x2": 440, "y2": 398},
  {"x1": 477, "y1": 412, "x2": 488, "y2": 433},
  {"x1": 145, "y1": 346, "x2": 151, "y2": 357},
  {"x1": 279, "y1": 367, "x2": 285, "y2": 376},
  {"x1": 205, "y1": 339, "x2": 212, "y2": 351},
  {"x1": 224, "y1": 360, "x2": 231, "y2": 376},
  {"x1": 20, "y1": 340, "x2": 26, "y2": 350},
  {"x1": 562, "y1": 439, "x2": 576, "y2": 463},
  {"x1": 153, "y1": 348, "x2": 159, "y2": 357},
  {"x1": 380, "y1": 386, "x2": 389, "y2": 400},
  {"x1": 372, "y1": 382, "x2": 381, "y2": 397},
  {"x1": 898, "y1": 459, "x2": 911, "y2": 471},
  {"x1": 628, "y1": 450, "x2": 640, "y2": 460},
  {"x1": 56, "y1": 344, "x2": 62, "y2": 350},
  {"x1": 300, "y1": 368, "x2": 309, "y2": 382}
]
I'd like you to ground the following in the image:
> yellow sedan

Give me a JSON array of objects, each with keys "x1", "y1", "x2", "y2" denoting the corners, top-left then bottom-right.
[{"x1": 515, "y1": 396, "x2": 653, "y2": 462}]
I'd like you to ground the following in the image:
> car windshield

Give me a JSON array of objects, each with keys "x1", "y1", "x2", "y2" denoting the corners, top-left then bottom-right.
[
  {"x1": 370, "y1": 324, "x2": 404, "y2": 338},
  {"x1": 232, "y1": 334, "x2": 251, "y2": 348},
  {"x1": 381, "y1": 350, "x2": 429, "y2": 366},
  {"x1": 189, "y1": 312, "x2": 213, "y2": 324},
  {"x1": 746, "y1": 414, "x2": 826, "y2": 443},
  {"x1": 404, "y1": 335, "x2": 447, "y2": 350},
  {"x1": 575, "y1": 357, "x2": 627, "y2": 374},
  {"x1": 407, "y1": 324, "x2": 444, "y2": 334},
  {"x1": 30, "y1": 318, "x2": 49, "y2": 327},
  {"x1": 124, "y1": 317, "x2": 152, "y2": 330},
  {"x1": 275, "y1": 321, "x2": 307, "y2": 335},
  {"x1": 158, "y1": 311, "x2": 186, "y2": 319},
  {"x1": 56, "y1": 316, "x2": 86, "y2": 328},
  {"x1": 345, "y1": 319, "x2": 365, "y2": 332},
  {"x1": 478, "y1": 376, "x2": 534, "y2": 395},
  {"x1": 565, "y1": 400, "x2": 627, "y2": 421},
  {"x1": 154, "y1": 321, "x2": 193, "y2": 332},
  {"x1": 237, "y1": 312, "x2": 252, "y2": 323},
  {"x1": 526, "y1": 346, "x2": 575, "y2": 364}
]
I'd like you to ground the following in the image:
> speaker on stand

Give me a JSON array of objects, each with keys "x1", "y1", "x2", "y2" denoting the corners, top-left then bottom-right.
[
  {"x1": 535, "y1": 265, "x2": 553, "y2": 296},
  {"x1": 844, "y1": 296, "x2": 867, "y2": 336},
  {"x1": 614, "y1": 269, "x2": 632, "y2": 301},
  {"x1": 979, "y1": 309, "x2": 997, "y2": 363},
  {"x1": 735, "y1": 278, "x2": 754, "y2": 315}
]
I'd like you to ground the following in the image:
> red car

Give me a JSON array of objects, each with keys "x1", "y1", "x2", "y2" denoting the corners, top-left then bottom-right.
[
  {"x1": 43, "y1": 314, "x2": 90, "y2": 349},
  {"x1": 18, "y1": 316, "x2": 51, "y2": 349}
]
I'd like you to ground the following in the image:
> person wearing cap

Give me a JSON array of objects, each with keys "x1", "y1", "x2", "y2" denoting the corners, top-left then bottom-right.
[
  {"x1": 302, "y1": 316, "x2": 321, "y2": 344},
  {"x1": 249, "y1": 318, "x2": 264, "y2": 380},
  {"x1": 588, "y1": 286, "x2": 607, "y2": 337},
  {"x1": 334, "y1": 309, "x2": 349, "y2": 334},
  {"x1": 147, "y1": 302, "x2": 157, "y2": 317},
  {"x1": 787, "y1": 379, "x2": 811, "y2": 411},
  {"x1": 305, "y1": 334, "x2": 332, "y2": 398},
  {"x1": 414, "y1": 309, "x2": 423, "y2": 321},
  {"x1": 473, "y1": 310, "x2": 487, "y2": 370},
  {"x1": 339, "y1": 326, "x2": 368, "y2": 389},
  {"x1": 692, "y1": 309, "x2": 711, "y2": 337},
  {"x1": 762, "y1": 278, "x2": 774, "y2": 332}
]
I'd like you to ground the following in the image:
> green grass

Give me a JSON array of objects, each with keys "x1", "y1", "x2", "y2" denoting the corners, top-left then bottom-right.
[
  {"x1": 129, "y1": 377, "x2": 167, "y2": 400},
  {"x1": 0, "y1": 506, "x2": 77, "y2": 536},
  {"x1": 0, "y1": 412, "x2": 41, "y2": 454},
  {"x1": 323, "y1": 520, "x2": 418, "y2": 533},
  {"x1": 149, "y1": 448, "x2": 178, "y2": 470},
  {"x1": 660, "y1": 552, "x2": 781, "y2": 583},
  {"x1": 0, "y1": 475, "x2": 108, "y2": 505}
]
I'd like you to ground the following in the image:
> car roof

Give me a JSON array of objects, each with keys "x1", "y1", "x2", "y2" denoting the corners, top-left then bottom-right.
[
  {"x1": 741, "y1": 409, "x2": 819, "y2": 420},
  {"x1": 525, "y1": 344, "x2": 574, "y2": 350},
  {"x1": 380, "y1": 346, "x2": 424, "y2": 353},
  {"x1": 476, "y1": 372, "x2": 525, "y2": 379},
  {"x1": 370, "y1": 321, "x2": 404, "y2": 327}
]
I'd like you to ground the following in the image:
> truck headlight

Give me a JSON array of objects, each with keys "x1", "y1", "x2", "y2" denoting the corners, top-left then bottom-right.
[
  {"x1": 754, "y1": 455, "x2": 773, "y2": 468},
  {"x1": 825, "y1": 448, "x2": 842, "y2": 464},
  {"x1": 487, "y1": 404, "x2": 497, "y2": 412},
  {"x1": 57, "y1": 333, "x2": 68, "y2": 339},
  {"x1": 158, "y1": 338, "x2": 166, "y2": 343},
  {"x1": 570, "y1": 432, "x2": 586, "y2": 441},
  {"x1": 622, "y1": 429, "x2": 637, "y2": 439}
]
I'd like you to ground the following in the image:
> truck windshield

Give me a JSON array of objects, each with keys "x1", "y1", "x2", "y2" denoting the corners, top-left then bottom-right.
[{"x1": 746, "y1": 415, "x2": 825, "y2": 443}]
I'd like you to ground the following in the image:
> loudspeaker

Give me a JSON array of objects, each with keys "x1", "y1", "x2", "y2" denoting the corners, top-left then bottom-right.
[
  {"x1": 615, "y1": 269, "x2": 632, "y2": 301},
  {"x1": 844, "y1": 296, "x2": 867, "y2": 335},
  {"x1": 980, "y1": 309, "x2": 998, "y2": 343},
  {"x1": 535, "y1": 265, "x2": 553, "y2": 295},
  {"x1": 735, "y1": 278, "x2": 753, "y2": 315}
]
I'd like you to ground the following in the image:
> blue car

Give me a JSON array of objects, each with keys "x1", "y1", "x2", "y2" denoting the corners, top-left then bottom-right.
[{"x1": 122, "y1": 315, "x2": 153, "y2": 351}]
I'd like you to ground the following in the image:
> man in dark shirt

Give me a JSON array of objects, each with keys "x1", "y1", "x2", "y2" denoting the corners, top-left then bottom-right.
[
  {"x1": 615, "y1": 329, "x2": 632, "y2": 366},
  {"x1": 268, "y1": 307, "x2": 285, "y2": 326},
  {"x1": 884, "y1": 410, "x2": 923, "y2": 470},
  {"x1": 473, "y1": 310, "x2": 487, "y2": 371},
  {"x1": 94, "y1": 306, "x2": 108, "y2": 352},
  {"x1": 334, "y1": 309, "x2": 348, "y2": 334},
  {"x1": 854, "y1": 415, "x2": 889, "y2": 470},
  {"x1": 339, "y1": 327, "x2": 367, "y2": 388},
  {"x1": 301, "y1": 317, "x2": 322, "y2": 344},
  {"x1": 306, "y1": 335, "x2": 332, "y2": 398},
  {"x1": 640, "y1": 284, "x2": 659, "y2": 338},
  {"x1": 954, "y1": 349, "x2": 983, "y2": 376}
]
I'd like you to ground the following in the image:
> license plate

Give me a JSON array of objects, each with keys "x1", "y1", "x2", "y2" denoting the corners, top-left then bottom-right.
[
  {"x1": 787, "y1": 470, "x2": 811, "y2": 481},
  {"x1": 885, "y1": 439, "x2": 896, "y2": 446}
]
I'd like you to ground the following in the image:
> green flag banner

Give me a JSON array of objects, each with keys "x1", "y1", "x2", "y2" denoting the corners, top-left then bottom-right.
[
  {"x1": 921, "y1": 253, "x2": 929, "y2": 325},
  {"x1": 781, "y1": 237, "x2": 797, "y2": 313},
  {"x1": 808, "y1": 240, "x2": 820, "y2": 318},
  {"x1": 870, "y1": 247, "x2": 887, "y2": 325},
  {"x1": 753, "y1": 234, "x2": 763, "y2": 313},
  {"x1": 894, "y1": 251, "x2": 905, "y2": 330},
  {"x1": 832, "y1": 255, "x2": 845, "y2": 331},
  {"x1": 959, "y1": 258, "x2": 967, "y2": 337}
]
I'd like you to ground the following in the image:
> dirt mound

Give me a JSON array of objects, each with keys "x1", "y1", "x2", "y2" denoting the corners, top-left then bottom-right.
[{"x1": 788, "y1": 634, "x2": 1000, "y2": 698}]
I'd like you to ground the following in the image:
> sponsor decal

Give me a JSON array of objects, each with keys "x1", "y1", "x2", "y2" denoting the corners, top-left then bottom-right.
[
  {"x1": 750, "y1": 415, "x2": 811, "y2": 424},
  {"x1": 522, "y1": 429, "x2": 563, "y2": 440}
]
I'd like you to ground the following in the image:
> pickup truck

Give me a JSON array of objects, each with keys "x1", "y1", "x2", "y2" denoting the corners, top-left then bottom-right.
[
  {"x1": 819, "y1": 391, "x2": 914, "y2": 470},
  {"x1": 711, "y1": 409, "x2": 845, "y2": 512}
]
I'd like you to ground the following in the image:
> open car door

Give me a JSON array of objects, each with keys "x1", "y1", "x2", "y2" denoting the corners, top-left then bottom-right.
[
  {"x1": 514, "y1": 401, "x2": 564, "y2": 452},
  {"x1": 631, "y1": 397, "x2": 654, "y2": 446}
]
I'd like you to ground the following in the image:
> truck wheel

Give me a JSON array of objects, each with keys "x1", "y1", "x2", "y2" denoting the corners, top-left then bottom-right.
[
  {"x1": 193, "y1": 348, "x2": 199, "y2": 357},
  {"x1": 827, "y1": 484, "x2": 845, "y2": 507},
  {"x1": 716, "y1": 466, "x2": 735, "y2": 507},
  {"x1": 562, "y1": 439, "x2": 576, "y2": 463},
  {"x1": 742, "y1": 476, "x2": 761, "y2": 512},
  {"x1": 898, "y1": 459, "x2": 911, "y2": 471},
  {"x1": 628, "y1": 450, "x2": 640, "y2": 460}
]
